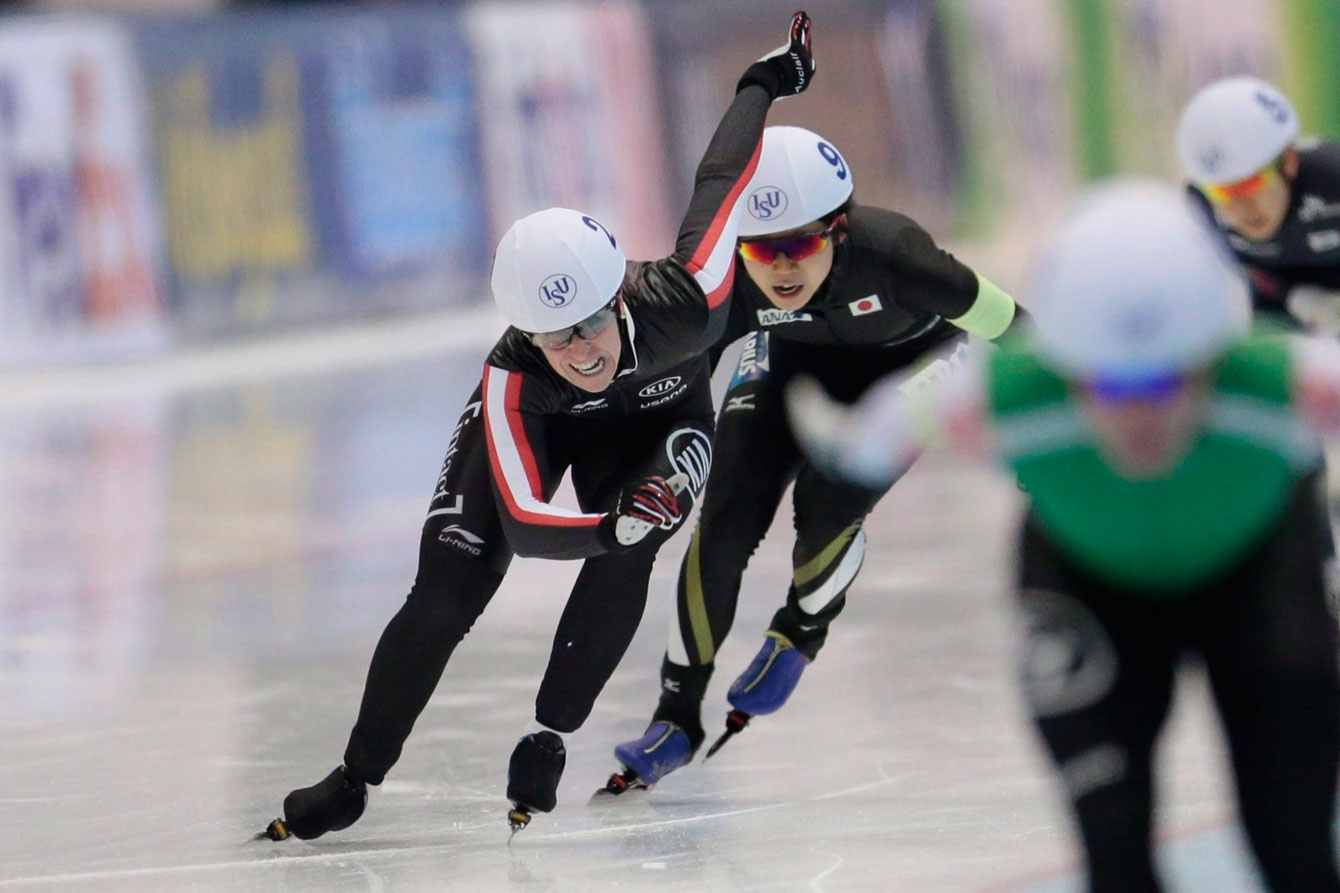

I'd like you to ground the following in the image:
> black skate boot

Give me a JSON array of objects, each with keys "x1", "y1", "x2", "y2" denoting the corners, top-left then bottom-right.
[
  {"x1": 257, "y1": 764, "x2": 368, "y2": 841},
  {"x1": 505, "y1": 731, "x2": 566, "y2": 835}
]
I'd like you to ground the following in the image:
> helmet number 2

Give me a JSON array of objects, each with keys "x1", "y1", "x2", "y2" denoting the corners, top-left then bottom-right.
[
  {"x1": 582, "y1": 215, "x2": 617, "y2": 248},
  {"x1": 817, "y1": 142, "x2": 847, "y2": 180}
]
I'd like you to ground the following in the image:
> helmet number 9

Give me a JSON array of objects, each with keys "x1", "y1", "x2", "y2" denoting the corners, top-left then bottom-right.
[{"x1": 817, "y1": 142, "x2": 847, "y2": 180}]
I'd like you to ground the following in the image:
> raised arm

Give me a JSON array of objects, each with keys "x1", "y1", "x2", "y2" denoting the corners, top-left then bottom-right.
[{"x1": 672, "y1": 11, "x2": 816, "y2": 310}]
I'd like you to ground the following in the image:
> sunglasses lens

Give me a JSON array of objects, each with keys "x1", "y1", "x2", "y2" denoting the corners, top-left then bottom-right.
[
  {"x1": 575, "y1": 307, "x2": 615, "y2": 340},
  {"x1": 532, "y1": 328, "x2": 575, "y2": 350},
  {"x1": 530, "y1": 302, "x2": 617, "y2": 350},
  {"x1": 1205, "y1": 168, "x2": 1273, "y2": 204},
  {"x1": 738, "y1": 232, "x2": 827, "y2": 264},
  {"x1": 1089, "y1": 372, "x2": 1185, "y2": 403}
]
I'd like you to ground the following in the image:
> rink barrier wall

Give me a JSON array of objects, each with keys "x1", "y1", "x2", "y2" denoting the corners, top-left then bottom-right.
[{"x1": 0, "y1": 0, "x2": 1336, "y2": 369}]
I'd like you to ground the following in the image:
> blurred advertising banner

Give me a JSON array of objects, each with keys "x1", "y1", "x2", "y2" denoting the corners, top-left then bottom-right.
[
  {"x1": 0, "y1": 18, "x2": 165, "y2": 369},
  {"x1": 939, "y1": 0, "x2": 1076, "y2": 236},
  {"x1": 464, "y1": 0, "x2": 671, "y2": 259},
  {"x1": 133, "y1": 9, "x2": 487, "y2": 337},
  {"x1": 1092, "y1": 0, "x2": 1283, "y2": 180},
  {"x1": 645, "y1": 0, "x2": 963, "y2": 236}
]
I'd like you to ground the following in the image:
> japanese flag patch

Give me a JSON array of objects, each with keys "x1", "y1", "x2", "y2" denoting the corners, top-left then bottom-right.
[{"x1": 848, "y1": 295, "x2": 882, "y2": 316}]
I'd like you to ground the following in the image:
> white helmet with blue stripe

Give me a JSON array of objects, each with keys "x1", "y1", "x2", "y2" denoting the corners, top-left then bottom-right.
[
  {"x1": 1177, "y1": 76, "x2": 1299, "y2": 186},
  {"x1": 491, "y1": 208, "x2": 627, "y2": 334},
  {"x1": 738, "y1": 126, "x2": 854, "y2": 237}
]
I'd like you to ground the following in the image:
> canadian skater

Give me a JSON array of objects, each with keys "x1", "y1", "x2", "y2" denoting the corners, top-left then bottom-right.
[{"x1": 257, "y1": 10, "x2": 817, "y2": 841}]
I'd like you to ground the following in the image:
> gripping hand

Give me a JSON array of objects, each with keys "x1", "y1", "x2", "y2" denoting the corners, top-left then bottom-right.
[
  {"x1": 737, "y1": 11, "x2": 815, "y2": 99},
  {"x1": 604, "y1": 472, "x2": 691, "y2": 548},
  {"x1": 785, "y1": 376, "x2": 900, "y2": 490}
]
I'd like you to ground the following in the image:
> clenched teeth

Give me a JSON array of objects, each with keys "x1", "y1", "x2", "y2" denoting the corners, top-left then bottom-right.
[{"x1": 570, "y1": 357, "x2": 606, "y2": 376}]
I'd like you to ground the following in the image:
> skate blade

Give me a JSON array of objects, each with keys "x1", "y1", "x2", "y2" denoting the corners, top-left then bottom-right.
[
  {"x1": 589, "y1": 780, "x2": 652, "y2": 804},
  {"x1": 253, "y1": 818, "x2": 290, "y2": 841},
  {"x1": 705, "y1": 710, "x2": 752, "y2": 759},
  {"x1": 507, "y1": 805, "x2": 532, "y2": 843},
  {"x1": 592, "y1": 766, "x2": 653, "y2": 802}
]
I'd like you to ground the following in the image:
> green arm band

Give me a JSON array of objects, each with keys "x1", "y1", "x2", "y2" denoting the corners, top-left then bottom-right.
[{"x1": 947, "y1": 272, "x2": 1016, "y2": 340}]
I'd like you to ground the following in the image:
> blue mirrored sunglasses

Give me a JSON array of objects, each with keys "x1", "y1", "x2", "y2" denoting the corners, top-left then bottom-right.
[{"x1": 1087, "y1": 371, "x2": 1186, "y2": 403}]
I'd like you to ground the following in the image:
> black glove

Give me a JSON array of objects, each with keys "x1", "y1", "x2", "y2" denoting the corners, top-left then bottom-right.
[
  {"x1": 601, "y1": 473, "x2": 690, "y2": 548},
  {"x1": 737, "y1": 11, "x2": 815, "y2": 99}
]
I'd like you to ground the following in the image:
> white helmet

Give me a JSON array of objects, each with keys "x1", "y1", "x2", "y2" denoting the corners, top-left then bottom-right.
[
  {"x1": 1028, "y1": 179, "x2": 1249, "y2": 383},
  {"x1": 738, "y1": 126, "x2": 854, "y2": 237},
  {"x1": 490, "y1": 208, "x2": 627, "y2": 333},
  {"x1": 1177, "y1": 76, "x2": 1299, "y2": 185}
]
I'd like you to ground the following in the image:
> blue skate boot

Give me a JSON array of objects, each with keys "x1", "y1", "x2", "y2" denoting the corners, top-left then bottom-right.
[
  {"x1": 706, "y1": 631, "x2": 809, "y2": 758},
  {"x1": 601, "y1": 657, "x2": 711, "y2": 796},
  {"x1": 605, "y1": 721, "x2": 699, "y2": 794},
  {"x1": 506, "y1": 731, "x2": 566, "y2": 835}
]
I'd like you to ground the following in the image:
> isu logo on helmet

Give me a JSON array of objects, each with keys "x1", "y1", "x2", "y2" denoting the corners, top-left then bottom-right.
[
  {"x1": 538, "y1": 274, "x2": 577, "y2": 308},
  {"x1": 748, "y1": 187, "x2": 788, "y2": 221},
  {"x1": 1198, "y1": 145, "x2": 1224, "y2": 176},
  {"x1": 1254, "y1": 89, "x2": 1290, "y2": 124}
]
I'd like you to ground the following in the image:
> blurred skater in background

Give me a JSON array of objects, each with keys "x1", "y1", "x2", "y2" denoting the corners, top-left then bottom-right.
[
  {"x1": 606, "y1": 125, "x2": 1024, "y2": 792},
  {"x1": 786, "y1": 181, "x2": 1340, "y2": 892},
  {"x1": 1179, "y1": 75, "x2": 1340, "y2": 333},
  {"x1": 259, "y1": 11, "x2": 815, "y2": 840}
]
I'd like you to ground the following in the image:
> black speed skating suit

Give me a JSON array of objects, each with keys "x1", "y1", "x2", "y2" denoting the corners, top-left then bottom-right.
[
  {"x1": 340, "y1": 84, "x2": 771, "y2": 787},
  {"x1": 1189, "y1": 139, "x2": 1340, "y2": 325},
  {"x1": 666, "y1": 206, "x2": 1015, "y2": 686}
]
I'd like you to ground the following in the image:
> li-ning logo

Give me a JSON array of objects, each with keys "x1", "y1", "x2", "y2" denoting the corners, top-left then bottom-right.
[
  {"x1": 570, "y1": 398, "x2": 607, "y2": 413},
  {"x1": 439, "y1": 525, "x2": 485, "y2": 556},
  {"x1": 538, "y1": 274, "x2": 576, "y2": 308},
  {"x1": 639, "y1": 376, "x2": 682, "y2": 398},
  {"x1": 747, "y1": 186, "x2": 788, "y2": 221}
]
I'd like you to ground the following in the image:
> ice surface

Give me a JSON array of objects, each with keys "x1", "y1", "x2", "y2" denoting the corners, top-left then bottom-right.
[{"x1": 0, "y1": 324, "x2": 1270, "y2": 891}]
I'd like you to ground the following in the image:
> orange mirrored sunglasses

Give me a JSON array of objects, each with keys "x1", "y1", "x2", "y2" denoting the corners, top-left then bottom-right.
[
  {"x1": 737, "y1": 220, "x2": 841, "y2": 265},
  {"x1": 1203, "y1": 161, "x2": 1281, "y2": 205}
]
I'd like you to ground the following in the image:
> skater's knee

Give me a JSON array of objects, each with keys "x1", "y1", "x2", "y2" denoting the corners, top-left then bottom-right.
[{"x1": 534, "y1": 704, "x2": 585, "y2": 735}]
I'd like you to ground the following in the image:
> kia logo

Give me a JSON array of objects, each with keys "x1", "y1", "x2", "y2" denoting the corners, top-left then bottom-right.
[
  {"x1": 747, "y1": 187, "x2": 788, "y2": 220},
  {"x1": 639, "y1": 376, "x2": 682, "y2": 398},
  {"x1": 539, "y1": 274, "x2": 576, "y2": 307}
]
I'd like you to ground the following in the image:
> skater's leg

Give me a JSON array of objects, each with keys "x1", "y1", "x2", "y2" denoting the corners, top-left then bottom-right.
[
  {"x1": 344, "y1": 551, "x2": 507, "y2": 783},
  {"x1": 671, "y1": 348, "x2": 798, "y2": 676},
  {"x1": 1200, "y1": 474, "x2": 1340, "y2": 891},
  {"x1": 768, "y1": 464, "x2": 890, "y2": 658},
  {"x1": 719, "y1": 465, "x2": 889, "y2": 723},
  {"x1": 535, "y1": 548, "x2": 659, "y2": 733},
  {"x1": 344, "y1": 392, "x2": 514, "y2": 784},
  {"x1": 1017, "y1": 518, "x2": 1175, "y2": 893},
  {"x1": 270, "y1": 391, "x2": 516, "y2": 841},
  {"x1": 661, "y1": 343, "x2": 798, "y2": 745}
]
